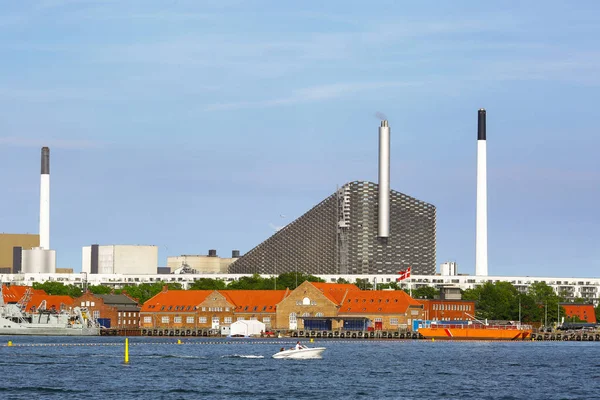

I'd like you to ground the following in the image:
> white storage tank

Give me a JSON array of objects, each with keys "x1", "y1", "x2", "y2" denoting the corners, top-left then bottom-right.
[{"x1": 22, "y1": 247, "x2": 56, "y2": 273}]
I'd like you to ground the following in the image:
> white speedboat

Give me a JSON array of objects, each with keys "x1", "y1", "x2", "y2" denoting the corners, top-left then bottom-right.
[{"x1": 272, "y1": 347, "x2": 326, "y2": 359}]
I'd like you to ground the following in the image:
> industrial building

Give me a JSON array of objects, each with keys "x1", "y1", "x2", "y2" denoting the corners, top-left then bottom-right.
[
  {"x1": 229, "y1": 119, "x2": 435, "y2": 276},
  {"x1": 0, "y1": 233, "x2": 40, "y2": 273},
  {"x1": 166, "y1": 250, "x2": 240, "y2": 274},
  {"x1": 82, "y1": 245, "x2": 158, "y2": 275},
  {"x1": 229, "y1": 181, "x2": 436, "y2": 275}
]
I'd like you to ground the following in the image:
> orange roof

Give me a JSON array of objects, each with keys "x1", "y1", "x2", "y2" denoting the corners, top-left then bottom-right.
[
  {"x1": 338, "y1": 290, "x2": 422, "y2": 314},
  {"x1": 220, "y1": 290, "x2": 288, "y2": 312},
  {"x1": 26, "y1": 294, "x2": 74, "y2": 311},
  {"x1": 2, "y1": 285, "x2": 46, "y2": 303},
  {"x1": 309, "y1": 282, "x2": 359, "y2": 305},
  {"x1": 140, "y1": 290, "x2": 213, "y2": 312}
]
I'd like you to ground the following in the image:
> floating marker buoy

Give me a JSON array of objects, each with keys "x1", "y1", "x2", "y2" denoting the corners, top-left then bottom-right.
[{"x1": 7, "y1": 341, "x2": 12, "y2": 347}]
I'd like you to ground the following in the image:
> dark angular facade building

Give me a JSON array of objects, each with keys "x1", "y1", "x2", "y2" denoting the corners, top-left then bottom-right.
[{"x1": 229, "y1": 181, "x2": 436, "y2": 276}]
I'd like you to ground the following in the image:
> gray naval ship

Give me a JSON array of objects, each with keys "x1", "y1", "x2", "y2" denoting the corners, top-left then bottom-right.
[{"x1": 0, "y1": 286, "x2": 100, "y2": 336}]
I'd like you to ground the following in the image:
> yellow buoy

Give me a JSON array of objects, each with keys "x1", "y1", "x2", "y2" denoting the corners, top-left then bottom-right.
[
  {"x1": 7, "y1": 341, "x2": 12, "y2": 347},
  {"x1": 432, "y1": 338, "x2": 435, "y2": 342},
  {"x1": 310, "y1": 338, "x2": 314, "y2": 343},
  {"x1": 177, "y1": 339, "x2": 182, "y2": 345},
  {"x1": 124, "y1": 338, "x2": 129, "y2": 363}
]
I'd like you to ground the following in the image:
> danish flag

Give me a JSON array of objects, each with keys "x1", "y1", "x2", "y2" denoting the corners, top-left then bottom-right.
[{"x1": 396, "y1": 266, "x2": 412, "y2": 282}]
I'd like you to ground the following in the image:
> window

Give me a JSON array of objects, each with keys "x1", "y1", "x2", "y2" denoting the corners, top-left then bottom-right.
[
  {"x1": 302, "y1": 312, "x2": 310, "y2": 318},
  {"x1": 263, "y1": 317, "x2": 271, "y2": 323},
  {"x1": 144, "y1": 316, "x2": 151, "y2": 323},
  {"x1": 118, "y1": 312, "x2": 121, "y2": 317},
  {"x1": 225, "y1": 307, "x2": 230, "y2": 312},
  {"x1": 237, "y1": 317, "x2": 245, "y2": 321},
  {"x1": 91, "y1": 302, "x2": 95, "y2": 307},
  {"x1": 93, "y1": 311, "x2": 100, "y2": 319},
  {"x1": 289, "y1": 313, "x2": 297, "y2": 323},
  {"x1": 250, "y1": 317, "x2": 257, "y2": 321},
  {"x1": 161, "y1": 316, "x2": 169, "y2": 323},
  {"x1": 390, "y1": 318, "x2": 399, "y2": 325},
  {"x1": 315, "y1": 312, "x2": 324, "y2": 317},
  {"x1": 186, "y1": 316, "x2": 194, "y2": 324},
  {"x1": 81, "y1": 302, "x2": 85, "y2": 307},
  {"x1": 374, "y1": 318, "x2": 382, "y2": 323},
  {"x1": 199, "y1": 317, "x2": 207, "y2": 323},
  {"x1": 302, "y1": 297, "x2": 311, "y2": 306},
  {"x1": 224, "y1": 317, "x2": 232, "y2": 324},
  {"x1": 202, "y1": 307, "x2": 206, "y2": 311},
  {"x1": 174, "y1": 316, "x2": 182, "y2": 323}
]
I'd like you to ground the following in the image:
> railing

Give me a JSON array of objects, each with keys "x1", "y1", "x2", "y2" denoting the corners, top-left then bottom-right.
[{"x1": 430, "y1": 323, "x2": 532, "y2": 330}]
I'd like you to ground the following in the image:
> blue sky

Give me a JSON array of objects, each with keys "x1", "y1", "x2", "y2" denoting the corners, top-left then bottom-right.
[{"x1": 0, "y1": 1, "x2": 598, "y2": 277}]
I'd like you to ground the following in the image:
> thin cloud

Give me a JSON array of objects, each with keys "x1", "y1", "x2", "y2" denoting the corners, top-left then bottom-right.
[
  {"x1": 0, "y1": 137, "x2": 103, "y2": 149},
  {"x1": 204, "y1": 81, "x2": 422, "y2": 111}
]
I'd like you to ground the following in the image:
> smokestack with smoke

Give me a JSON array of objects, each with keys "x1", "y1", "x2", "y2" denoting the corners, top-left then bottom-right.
[{"x1": 378, "y1": 120, "x2": 390, "y2": 238}]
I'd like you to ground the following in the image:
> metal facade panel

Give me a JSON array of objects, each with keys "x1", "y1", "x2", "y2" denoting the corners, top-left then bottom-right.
[{"x1": 229, "y1": 181, "x2": 436, "y2": 275}]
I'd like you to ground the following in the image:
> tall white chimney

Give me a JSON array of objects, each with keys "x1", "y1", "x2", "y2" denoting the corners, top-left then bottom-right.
[
  {"x1": 40, "y1": 147, "x2": 50, "y2": 250},
  {"x1": 475, "y1": 109, "x2": 488, "y2": 276},
  {"x1": 378, "y1": 120, "x2": 390, "y2": 238}
]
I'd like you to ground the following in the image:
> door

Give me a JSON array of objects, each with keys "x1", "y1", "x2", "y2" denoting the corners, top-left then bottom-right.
[
  {"x1": 212, "y1": 316, "x2": 220, "y2": 329},
  {"x1": 289, "y1": 313, "x2": 297, "y2": 330}
]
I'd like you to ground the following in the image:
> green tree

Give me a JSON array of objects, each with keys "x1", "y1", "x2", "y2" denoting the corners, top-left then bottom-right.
[
  {"x1": 475, "y1": 281, "x2": 519, "y2": 320},
  {"x1": 527, "y1": 282, "x2": 564, "y2": 326},
  {"x1": 226, "y1": 274, "x2": 267, "y2": 290},
  {"x1": 88, "y1": 285, "x2": 112, "y2": 295},
  {"x1": 189, "y1": 278, "x2": 227, "y2": 290},
  {"x1": 411, "y1": 286, "x2": 439, "y2": 299},
  {"x1": 355, "y1": 278, "x2": 373, "y2": 290},
  {"x1": 32, "y1": 282, "x2": 82, "y2": 297},
  {"x1": 122, "y1": 282, "x2": 181, "y2": 304},
  {"x1": 461, "y1": 287, "x2": 481, "y2": 302},
  {"x1": 276, "y1": 272, "x2": 325, "y2": 290}
]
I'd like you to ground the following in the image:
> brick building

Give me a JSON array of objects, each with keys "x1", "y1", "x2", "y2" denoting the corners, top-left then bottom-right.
[
  {"x1": 74, "y1": 292, "x2": 140, "y2": 329},
  {"x1": 140, "y1": 289, "x2": 212, "y2": 331},
  {"x1": 419, "y1": 299, "x2": 476, "y2": 322},
  {"x1": 140, "y1": 288, "x2": 290, "y2": 332},
  {"x1": 337, "y1": 289, "x2": 425, "y2": 331},
  {"x1": 275, "y1": 281, "x2": 358, "y2": 331},
  {"x1": 561, "y1": 303, "x2": 597, "y2": 323}
]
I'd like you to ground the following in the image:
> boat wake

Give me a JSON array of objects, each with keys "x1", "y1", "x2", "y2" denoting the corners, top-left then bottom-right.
[{"x1": 222, "y1": 354, "x2": 264, "y2": 359}]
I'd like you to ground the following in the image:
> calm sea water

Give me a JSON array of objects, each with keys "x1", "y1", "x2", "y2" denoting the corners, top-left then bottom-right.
[{"x1": 0, "y1": 336, "x2": 599, "y2": 400}]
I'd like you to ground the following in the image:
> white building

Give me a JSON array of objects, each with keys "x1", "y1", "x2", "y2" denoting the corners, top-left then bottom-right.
[
  {"x1": 82, "y1": 245, "x2": 158, "y2": 275},
  {"x1": 440, "y1": 262, "x2": 458, "y2": 276},
  {"x1": 167, "y1": 250, "x2": 239, "y2": 274}
]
